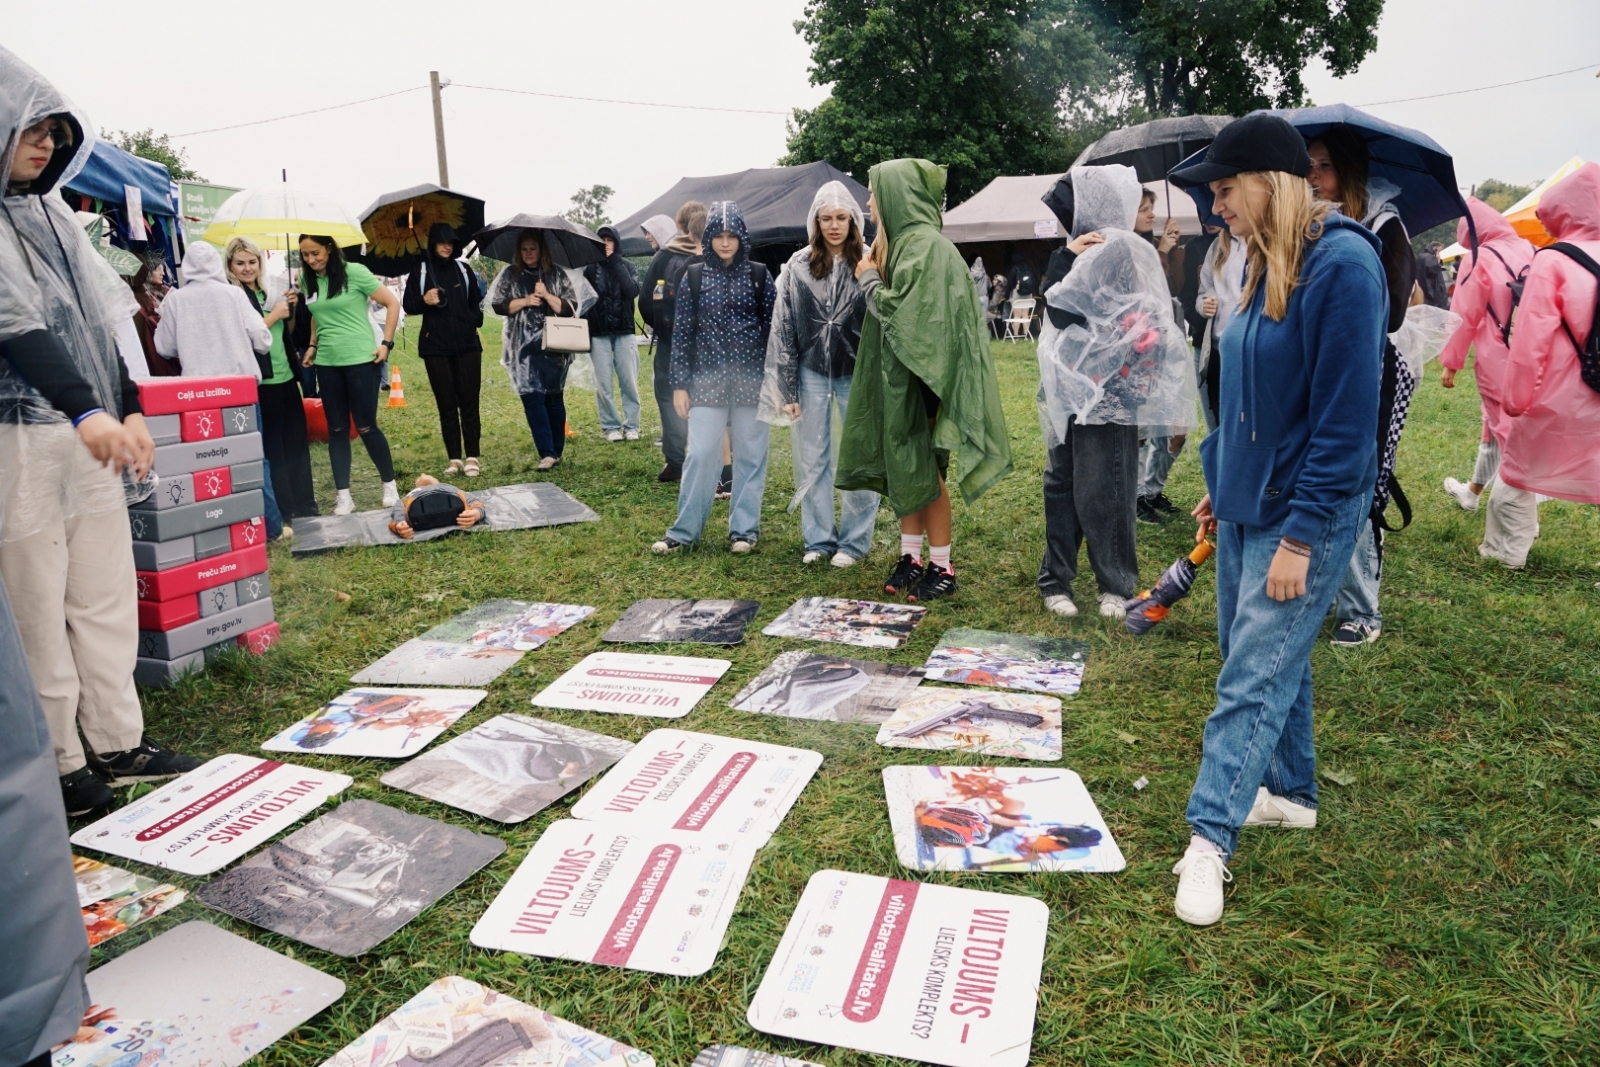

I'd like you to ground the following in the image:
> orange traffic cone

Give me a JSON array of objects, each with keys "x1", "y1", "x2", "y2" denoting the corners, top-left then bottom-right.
[
  {"x1": 565, "y1": 419, "x2": 577, "y2": 438},
  {"x1": 388, "y1": 365, "x2": 407, "y2": 407}
]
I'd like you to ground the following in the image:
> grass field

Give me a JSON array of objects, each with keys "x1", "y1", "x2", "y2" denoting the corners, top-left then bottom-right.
[{"x1": 96, "y1": 319, "x2": 1600, "y2": 1067}]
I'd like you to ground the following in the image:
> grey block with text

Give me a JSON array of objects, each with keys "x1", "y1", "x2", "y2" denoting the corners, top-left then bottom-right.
[
  {"x1": 128, "y1": 489, "x2": 263, "y2": 542},
  {"x1": 152, "y1": 432, "x2": 262, "y2": 479},
  {"x1": 137, "y1": 597, "x2": 274, "y2": 660}
]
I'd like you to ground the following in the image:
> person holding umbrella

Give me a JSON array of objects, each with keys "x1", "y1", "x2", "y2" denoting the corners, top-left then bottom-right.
[
  {"x1": 488, "y1": 230, "x2": 579, "y2": 470},
  {"x1": 402, "y1": 223, "x2": 485, "y2": 478},
  {"x1": 288, "y1": 235, "x2": 402, "y2": 513},
  {"x1": 1167, "y1": 114, "x2": 1386, "y2": 927}
]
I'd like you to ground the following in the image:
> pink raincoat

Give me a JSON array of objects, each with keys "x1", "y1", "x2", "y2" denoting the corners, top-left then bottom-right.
[
  {"x1": 1439, "y1": 197, "x2": 1533, "y2": 446},
  {"x1": 1499, "y1": 161, "x2": 1600, "y2": 505}
]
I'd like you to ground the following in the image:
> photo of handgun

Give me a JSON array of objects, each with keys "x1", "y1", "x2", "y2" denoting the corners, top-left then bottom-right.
[
  {"x1": 394, "y1": 1018, "x2": 533, "y2": 1067},
  {"x1": 893, "y1": 700, "x2": 1046, "y2": 738}
]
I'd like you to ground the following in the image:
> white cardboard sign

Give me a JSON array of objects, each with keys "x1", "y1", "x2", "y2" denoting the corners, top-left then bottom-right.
[
  {"x1": 470, "y1": 819, "x2": 758, "y2": 976},
  {"x1": 70, "y1": 755, "x2": 352, "y2": 875},
  {"x1": 570, "y1": 728, "x2": 822, "y2": 845},
  {"x1": 533, "y1": 652, "x2": 731, "y2": 718},
  {"x1": 747, "y1": 869, "x2": 1049, "y2": 1067}
]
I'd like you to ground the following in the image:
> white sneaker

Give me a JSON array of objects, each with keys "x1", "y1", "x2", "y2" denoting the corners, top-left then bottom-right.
[
  {"x1": 802, "y1": 550, "x2": 828, "y2": 564},
  {"x1": 605, "y1": 430, "x2": 625, "y2": 443},
  {"x1": 537, "y1": 456, "x2": 558, "y2": 471},
  {"x1": 381, "y1": 481, "x2": 400, "y2": 508},
  {"x1": 1172, "y1": 845, "x2": 1231, "y2": 927},
  {"x1": 1044, "y1": 594, "x2": 1078, "y2": 618},
  {"x1": 624, "y1": 429, "x2": 640, "y2": 441},
  {"x1": 1243, "y1": 786, "x2": 1318, "y2": 828},
  {"x1": 831, "y1": 551, "x2": 859, "y2": 568},
  {"x1": 730, "y1": 539, "x2": 755, "y2": 554},
  {"x1": 1098, "y1": 593, "x2": 1127, "y2": 619},
  {"x1": 1443, "y1": 476, "x2": 1480, "y2": 512},
  {"x1": 334, "y1": 490, "x2": 355, "y2": 516}
]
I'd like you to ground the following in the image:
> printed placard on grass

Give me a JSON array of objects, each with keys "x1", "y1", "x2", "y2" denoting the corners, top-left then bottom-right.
[
  {"x1": 747, "y1": 869, "x2": 1049, "y2": 1067},
  {"x1": 74, "y1": 856, "x2": 186, "y2": 947},
  {"x1": 533, "y1": 652, "x2": 731, "y2": 718},
  {"x1": 875, "y1": 688, "x2": 1063, "y2": 761},
  {"x1": 921, "y1": 628, "x2": 1089, "y2": 696},
  {"x1": 761, "y1": 597, "x2": 927, "y2": 649},
  {"x1": 70, "y1": 755, "x2": 352, "y2": 875},
  {"x1": 693, "y1": 1047, "x2": 826, "y2": 1067},
  {"x1": 729, "y1": 650, "x2": 924, "y2": 724},
  {"x1": 352, "y1": 600, "x2": 595, "y2": 686},
  {"x1": 884, "y1": 766, "x2": 1125, "y2": 872},
  {"x1": 261, "y1": 687, "x2": 487, "y2": 758},
  {"x1": 470, "y1": 819, "x2": 758, "y2": 976},
  {"x1": 320, "y1": 975, "x2": 655, "y2": 1067},
  {"x1": 570, "y1": 728, "x2": 822, "y2": 845}
]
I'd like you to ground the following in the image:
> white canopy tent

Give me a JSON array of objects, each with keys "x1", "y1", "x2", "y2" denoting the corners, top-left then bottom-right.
[{"x1": 943, "y1": 173, "x2": 1202, "y2": 243}]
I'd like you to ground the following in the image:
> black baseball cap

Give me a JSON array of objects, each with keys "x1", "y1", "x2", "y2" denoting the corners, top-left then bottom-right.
[{"x1": 1168, "y1": 113, "x2": 1311, "y2": 188}]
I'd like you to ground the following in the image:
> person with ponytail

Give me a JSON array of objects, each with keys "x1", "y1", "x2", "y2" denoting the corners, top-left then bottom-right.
[
  {"x1": 1167, "y1": 115, "x2": 1387, "y2": 927},
  {"x1": 286, "y1": 234, "x2": 401, "y2": 514}
]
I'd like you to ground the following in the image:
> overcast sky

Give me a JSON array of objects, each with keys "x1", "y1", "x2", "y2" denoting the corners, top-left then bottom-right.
[{"x1": 7, "y1": 0, "x2": 1598, "y2": 225}]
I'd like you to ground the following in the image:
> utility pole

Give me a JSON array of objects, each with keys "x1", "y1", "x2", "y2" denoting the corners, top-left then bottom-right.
[{"x1": 429, "y1": 71, "x2": 450, "y2": 188}]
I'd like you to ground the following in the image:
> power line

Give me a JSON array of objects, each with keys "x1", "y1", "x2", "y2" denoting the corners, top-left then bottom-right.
[
  {"x1": 451, "y1": 83, "x2": 789, "y2": 115},
  {"x1": 174, "y1": 86, "x2": 429, "y2": 137},
  {"x1": 1354, "y1": 62, "x2": 1598, "y2": 107}
]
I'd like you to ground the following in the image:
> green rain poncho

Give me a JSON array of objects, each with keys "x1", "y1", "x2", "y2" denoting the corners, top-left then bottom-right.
[{"x1": 836, "y1": 159, "x2": 1011, "y2": 517}]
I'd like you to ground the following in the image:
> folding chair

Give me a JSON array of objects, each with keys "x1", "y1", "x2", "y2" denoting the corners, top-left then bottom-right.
[{"x1": 1003, "y1": 297, "x2": 1036, "y2": 341}]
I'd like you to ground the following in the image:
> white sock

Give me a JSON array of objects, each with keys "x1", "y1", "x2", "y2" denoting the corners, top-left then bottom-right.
[
  {"x1": 900, "y1": 533, "x2": 924, "y2": 563},
  {"x1": 1189, "y1": 834, "x2": 1223, "y2": 856},
  {"x1": 929, "y1": 543, "x2": 952, "y2": 575}
]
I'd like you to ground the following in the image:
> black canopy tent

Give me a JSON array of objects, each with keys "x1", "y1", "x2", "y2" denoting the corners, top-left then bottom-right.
[{"x1": 611, "y1": 161, "x2": 869, "y2": 266}]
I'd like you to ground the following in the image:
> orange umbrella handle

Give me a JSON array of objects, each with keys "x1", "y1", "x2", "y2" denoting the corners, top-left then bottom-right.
[{"x1": 1188, "y1": 539, "x2": 1215, "y2": 566}]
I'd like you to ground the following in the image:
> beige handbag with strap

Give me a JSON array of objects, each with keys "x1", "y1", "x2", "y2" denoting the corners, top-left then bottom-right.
[{"x1": 542, "y1": 315, "x2": 591, "y2": 353}]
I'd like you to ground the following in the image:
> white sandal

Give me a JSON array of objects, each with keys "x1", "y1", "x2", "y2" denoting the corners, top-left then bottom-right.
[
  {"x1": 463, "y1": 458, "x2": 479, "y2": 478},
  {"x1": 445, "y1": 459, "x2": 464, "y2": 476}
]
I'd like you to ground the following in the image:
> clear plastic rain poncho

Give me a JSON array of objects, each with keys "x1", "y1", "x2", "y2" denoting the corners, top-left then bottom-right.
[
  {"x1": 0, "y1": 45, "x2": 151, "y2": 543},
  {"x1": 487, "y1": 248, "x2": 594, "y2": 397},
  {"x1": 1390, "y1": 303, "x2": 1462, "y2": 379},
  {"x1": 757, "y1": 181, "x2": 869, "y2": 509},
  {"x1": 1037, "y1": 165, "x2": 1199, "y2": 444}
]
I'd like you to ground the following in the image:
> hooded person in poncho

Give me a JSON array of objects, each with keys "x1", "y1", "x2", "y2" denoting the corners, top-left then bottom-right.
[
  {"x1": 488, "y1": 230, "x2": 580, "y2": 469},
  {"x1": 838, "y1": 158, "x2": 1012, "y2": 603},
  {"x1": 758, "y1": 180, "x2": 880, "y2": 566},
  {"x1": 0, "y1": 45, "x2": 201, "y2": 820}
]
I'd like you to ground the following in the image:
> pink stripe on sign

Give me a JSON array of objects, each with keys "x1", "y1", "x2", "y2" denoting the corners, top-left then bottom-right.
[
  {"x1": 593, "y1": 843, "x2": 681, "y2": 966},
  {"x1": 844, "y1": 879, "x2": 921, "y2": 1023},
  {"x1": 587, "y1": 667, "x2": 724, "y2": 685},
  {"x1": 134, "y1": 760, "x2": 283, "y2": 841},
  {"x1": 671, "y1": 751, "x2": 756, "y2": 831}
]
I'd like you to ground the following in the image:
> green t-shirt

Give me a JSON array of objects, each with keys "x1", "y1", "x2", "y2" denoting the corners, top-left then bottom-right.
[
  {"x1": 244, "y1": 283, "x2": 293, "y2": 385},
  {"x1": 308, "y1": 261, "x2": 381, "y2": 367}
]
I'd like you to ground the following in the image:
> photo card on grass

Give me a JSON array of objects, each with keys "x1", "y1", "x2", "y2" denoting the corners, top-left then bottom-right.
[
  {"x1": 381, "y1": 714, "x2": 634, "y2": 824},
  {"x1": 570, "y1": 728, "x2": 823, "y2": 846},
  {"x1": 319, "y1": 974, "x2": 655, "y2": 1067},
  {"x1": 883, "y1": 766, "x2": 1125, "y2": 872},
  {"x1": 196, "y1": 799, "x2": 504, "y2": 957},
  {"x1": 921, "y1": 628, "x2": 1089, "y2": 696},
  {"x1": 693, "y1": 1048, "x2": 825, "y2": 1067},
  {"x1": 70, "y1": 754, "x2": 353, "y2": 876},
  {"x1": 352, "y1": 600, "x2": 595, "y2": 686},
  {"x1": 875, "y1": 688, "x2": 1063, "y2": 761},
  {"x1": 470, "y1": 819, "x2": 758, "y2": 977},
  {"x1": 602, "y1": 599, "x2": 760, "y2": 645},
  {"x1": 747, "y1": 869, "x2": 1049, "y2": 1067},
  {"x1": 50, "y1": 921, "x2": 344, "y2": 1067},
  {"x1": 533, "y1": 651, "x2": 731, "y2": 718},
  {"x1": 729, "y1": 650, "x2": 924, "y2": 724},
  {"x1": 74, "y1": 856, "x2": 187, "y2": 947},
  {"x1": 761, "y1": 597, "x2": 927, "y2": 649},
  {"x1": 261, "y1": 687, "x2": 487, "y2": 758}
]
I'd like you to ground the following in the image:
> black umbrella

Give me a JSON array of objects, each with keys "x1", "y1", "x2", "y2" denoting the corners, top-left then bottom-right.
[
  {"x1": 471, "y1": 214, "x2": 605, "y2": 269},
  {"x1": 353, "y1": 183, "x2": 486, "y2": 275},
  {"x1": 1075, "y1": 115, "x2": 1234, "y2": 217}
]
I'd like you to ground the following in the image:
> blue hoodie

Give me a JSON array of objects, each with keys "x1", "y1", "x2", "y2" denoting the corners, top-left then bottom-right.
[
  {"x1": 668, "y1": 200, "x2": 776, "y2": 407},
  {"x1": 1199, "y1": 214, "x2": 1386, "y2": 545}
]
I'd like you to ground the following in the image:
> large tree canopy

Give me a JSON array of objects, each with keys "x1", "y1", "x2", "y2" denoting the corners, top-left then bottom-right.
[
  {"x1": 783, "y1": 0, "x2": 1111, "y2": 205},
  {"x1": 1079, "y1": 0, "x2": 1384, "y2": 116}
]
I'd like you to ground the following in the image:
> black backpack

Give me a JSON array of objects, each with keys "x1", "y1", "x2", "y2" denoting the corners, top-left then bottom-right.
[
  {"x1": 682, "y1": 260, "x2": 770, "y2": 344},
  {"x1": 655, "y1": 252, "x2": 702, "y2": 334},
  {"x1": 1539, "y1": 243, "x2": 1600, "y2": 394},
  {"x1": 1480, "y1": 245, "x2": 1532, "y2": 348}
]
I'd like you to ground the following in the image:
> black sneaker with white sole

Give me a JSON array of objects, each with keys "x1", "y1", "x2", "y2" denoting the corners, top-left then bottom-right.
[
  {"x1": 1329, "y1": 621, "x2": 1381, "y2": 646},
  {"x1": 88, "y1": 735, "x2": 203, "y2": 784},
  {"x1": 1149, "y1": 492, "x2": 1180, "y2": 516},
  {"x1": 60, "y1": 766, "x2": 114, "y2": 816},
  {"x1": 908, "y1": 564, "x2": 958, "y2": 602},
  {"x1": 1136, "y1": 497, "x2": 1165, "y2": 525},
  {"x1": 884, "y1": 554, "x2": 925, "y2": 596}
]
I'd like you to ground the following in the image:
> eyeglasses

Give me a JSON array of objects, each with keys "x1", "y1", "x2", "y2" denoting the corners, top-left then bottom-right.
[{"x1": 20, "y1": 124, "x2": 59, "y2": 148}]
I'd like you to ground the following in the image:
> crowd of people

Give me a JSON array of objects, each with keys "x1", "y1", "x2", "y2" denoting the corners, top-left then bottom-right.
[{"x1": 4, "y1": 39, "x2": 1600, "y2": 1064}]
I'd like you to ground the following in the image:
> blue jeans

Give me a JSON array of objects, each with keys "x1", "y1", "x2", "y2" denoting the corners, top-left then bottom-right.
[
  {"x1": 1138, "y1": 435, "x2": 1184, "y2": 499},
  {"x1": 256, "y1": 403, "x2": 282, "y2": 540},
  {"x1": 794, "y1": 367, "x2": 879, "y2": 557},
  {"x1": 667, "y1": 405, "x2": 769, "y2": 545},
  {"x1": 1334, "y1": 518, "x2": 1381, "y2": 627},
  {"x1": 1185, "y1": 490, "x2": 1366, "y2": 856},
  {"x1": 588, "y1": 334, "x2": 640, "y2": 433}
]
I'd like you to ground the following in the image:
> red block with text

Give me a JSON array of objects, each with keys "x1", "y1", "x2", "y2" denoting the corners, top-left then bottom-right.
[
  {"x1": 136, "y1": 544, "x2": 268, "y2": 603},
  {"x1": 137, "y1": 376, "x2": 258, "y2": 416}
]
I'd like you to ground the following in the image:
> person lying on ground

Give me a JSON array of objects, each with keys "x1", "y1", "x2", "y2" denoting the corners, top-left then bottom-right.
[{"x1": 388, "y1": 474, "x2": 485, "y2": 540}]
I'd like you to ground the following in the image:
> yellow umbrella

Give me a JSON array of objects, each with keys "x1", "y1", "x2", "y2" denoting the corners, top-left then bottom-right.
[
  {"x1": 1504, "y1": 155, "x2": 1585, "y2": 247},
  {"x1": 201, "y1": 183, "x2": 366, "y2": 250}
]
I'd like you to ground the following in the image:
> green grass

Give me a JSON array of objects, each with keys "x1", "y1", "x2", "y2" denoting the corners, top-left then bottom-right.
[{"x1": 95, "y1": 321, "x2": 1600, "y2": 1066}]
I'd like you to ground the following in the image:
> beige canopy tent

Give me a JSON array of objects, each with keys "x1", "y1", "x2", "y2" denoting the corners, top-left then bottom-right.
[
  {"x1": 1439, "y1": 155, "x2": 1586, "y2": 260},
  {"x1": 943, "y1": 173, "x2": 1203, "y2": 244}
]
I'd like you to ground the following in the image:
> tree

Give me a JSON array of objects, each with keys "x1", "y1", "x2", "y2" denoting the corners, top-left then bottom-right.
[
  {"x1": 783, "y1": 0, "x2": 1116, "y2": 205},
  {"x1": 567, "y1": 185, "x2": 615, "y2": 231},
  {"x1": 1075, "y1": 0, "x2": 1385, "y2": 116},
  {"x1": 103, "y1": 128, "x2": 204, "y2": 182},
  {"x1": 1475, "y1": 178, "x2": 1534, "y2": 213}
]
